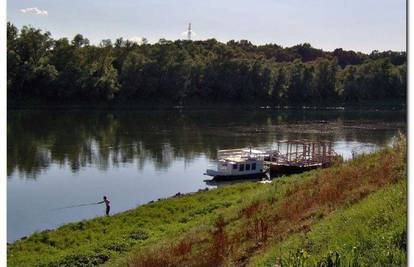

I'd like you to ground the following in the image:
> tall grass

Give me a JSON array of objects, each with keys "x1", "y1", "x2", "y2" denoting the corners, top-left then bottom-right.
[{"x1": 249, "y1": 180, "x2": 406, "y2": 266}]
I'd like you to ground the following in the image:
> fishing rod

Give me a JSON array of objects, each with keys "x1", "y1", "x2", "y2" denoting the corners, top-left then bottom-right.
[{"x1": 51, "y1": 202, "x2": 102, "y2": 211}]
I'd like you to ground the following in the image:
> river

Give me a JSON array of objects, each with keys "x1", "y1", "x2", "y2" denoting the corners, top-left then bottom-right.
[{"x1": 7, "y1": 108, "x2": 406, "y2": 242}]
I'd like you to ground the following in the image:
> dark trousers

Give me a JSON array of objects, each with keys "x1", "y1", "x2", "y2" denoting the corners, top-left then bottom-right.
[{"x1": 106, "y1": 205, "x2": 110, "y2": 216}]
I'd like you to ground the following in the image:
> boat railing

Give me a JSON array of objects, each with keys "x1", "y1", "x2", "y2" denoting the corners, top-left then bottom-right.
[
  {"x1": 217, "y1": 148, "x2": 267, "y2": 160},
  {"x1": 216, "y1": 141, "x2": 338, "y2": 167},
  {"x1": 264, "y1": 140, "x2": 338, "y2": 167}
]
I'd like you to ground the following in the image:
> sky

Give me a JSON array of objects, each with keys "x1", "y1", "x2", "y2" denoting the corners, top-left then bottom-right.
[{"x1": 7, "y1": 0, "x2": 406, "y2": 53}]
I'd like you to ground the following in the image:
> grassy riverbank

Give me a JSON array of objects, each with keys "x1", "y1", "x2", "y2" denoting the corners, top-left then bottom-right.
[{"x1": 8, "y1": 137, "x2": 406, "y2": 267}]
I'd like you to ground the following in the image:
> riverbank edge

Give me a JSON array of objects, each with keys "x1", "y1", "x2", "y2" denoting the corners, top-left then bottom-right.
[{"x1": 7, "y1": 99, "x2": 406, "y2": 111}]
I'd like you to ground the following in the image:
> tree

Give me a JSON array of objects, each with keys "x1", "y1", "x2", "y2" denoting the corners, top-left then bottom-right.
[
  {"x1": 71, "y1": 34, "x2": 89, "y2": 48},
  {"x1": 100, "y1": 39, "x2": 113, "y2": 48},
  {"x1": 312, "y1": 59, "x2": 337, "y2": 100},
  {"x1": 7, "y1": 23, "x2": 20, "y2": 92},
  {"x1": 270, "y1": 67, "x2": 288, "y2": 102},
  {"x1": 286, "y1": 59, "x2": 313, "y2": 101},
  {"x1": 337, "y1": 65, "x2": 360, "y2": 101},
  {"x1": 114, "y1": 38, "x2": 125, "y2": 48},
  {"x1": 16, "y1": 26, "x2": 53, "y2": 64},
  {"x1": 120, "y1": 52, "x2": 153, "y2": 98},
  {"x1": 80, "y1": 47, "x2": 119, "y2": 100},
  {"x1": 333, "y1": 48, "x2": 363, "y2": 67},
  {"x1": 289, "y1": 43, "x2": 325, "y2": 62},
  {"x1": 7, "y1": 22, "x2": 18, "y2": 50},
  {"x1": 397, "y1": 64, "x2": 407, "y2": 98}
]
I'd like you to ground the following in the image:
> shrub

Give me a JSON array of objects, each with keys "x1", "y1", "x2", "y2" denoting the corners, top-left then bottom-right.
[
  {"x1": 44, "y1": 251, "x2": 110, "y2": 267},
  {"x1": 129, "y1": 230, "x2": 149, "y2": 241}
]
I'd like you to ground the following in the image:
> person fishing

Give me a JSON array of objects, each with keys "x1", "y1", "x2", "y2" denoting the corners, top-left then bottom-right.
[
  {"x1": 52, "y1": 196, "x2": 111, "y2": 216},
  {"x1": 97, "y1": 196, "x2": 110, "y2": 216}
]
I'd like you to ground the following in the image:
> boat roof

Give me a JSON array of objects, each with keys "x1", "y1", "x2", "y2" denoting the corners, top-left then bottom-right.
[
  {"x1": 241, "y1": 149, "x2": 266, "y2": 154},
  {"x1": 220, "y1": 157, "x2": 260, "y2": 164},
  {"x1": 218, "y1": 148, "x2": 266, "y2": 154}
]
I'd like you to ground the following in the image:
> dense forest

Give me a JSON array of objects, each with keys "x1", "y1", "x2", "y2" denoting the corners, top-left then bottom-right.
[{"x1": 7, "y1": 22, "x2": 406, "y2": 106}]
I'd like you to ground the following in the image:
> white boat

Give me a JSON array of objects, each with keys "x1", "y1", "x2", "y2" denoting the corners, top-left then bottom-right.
[{"x1": 204, "y1": 148, "x2": 267, "y2": 180}]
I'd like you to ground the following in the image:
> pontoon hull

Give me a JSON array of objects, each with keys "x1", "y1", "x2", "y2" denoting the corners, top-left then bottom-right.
[{"x1": 211, "y1": 172, "x2": 267, "y2": 181}]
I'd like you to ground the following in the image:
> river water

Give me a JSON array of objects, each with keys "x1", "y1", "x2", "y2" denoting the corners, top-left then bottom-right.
[{"x1": 7, "y1": 109, "x2": 406, "y2": 242}]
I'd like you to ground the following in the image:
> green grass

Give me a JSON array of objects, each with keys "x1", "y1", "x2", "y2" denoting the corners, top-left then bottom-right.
[
  {"x1": 7, "y1": 138, "x2": 406, "y2": 267},
  {"x1": 247, "y1": 180, "x2": 406, "y2": 266}
]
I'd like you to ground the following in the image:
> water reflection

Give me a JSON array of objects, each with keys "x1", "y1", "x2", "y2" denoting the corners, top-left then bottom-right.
[
  {"x1": 8, "y1": 109, "x2": 405, "y2": 179},
  {"x1": 7, "y1": 109, "x2": 406, "y2": 241}
]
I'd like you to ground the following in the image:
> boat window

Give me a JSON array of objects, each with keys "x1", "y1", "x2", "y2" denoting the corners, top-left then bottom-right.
[
  {"x1": 239, "y1": 164, "x2": 244, "y2": 171},
  {"x1": 246, "y1": 164, "x2": 250, "y2": 170},
  {"x1": 252, "y1": 163, "x2": 256, "y2": 170},
  {"x1": 233, "y1": 164, "x2": 238, "y2": 169}
]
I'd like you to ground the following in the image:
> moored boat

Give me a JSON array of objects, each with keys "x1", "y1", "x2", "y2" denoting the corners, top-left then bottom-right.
[
  {"x1": 205, "y1": 140, "x2": 339, "y2": 180},
  {"x1": 204, "y1": 148, "x2": 268, "y2": 180}
]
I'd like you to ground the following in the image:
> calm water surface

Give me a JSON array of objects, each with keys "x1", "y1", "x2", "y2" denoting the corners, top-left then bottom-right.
[{"x1": 7, "y1": 109, "x2": 406, "y2": 242}]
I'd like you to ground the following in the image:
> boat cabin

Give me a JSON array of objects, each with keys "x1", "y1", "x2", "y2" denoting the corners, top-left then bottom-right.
[{"x1": 205, "y1": 148, "x2": 266, "y2": 179}]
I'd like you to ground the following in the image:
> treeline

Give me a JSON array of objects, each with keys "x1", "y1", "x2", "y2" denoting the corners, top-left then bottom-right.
[{"x1": 7, "y1": 22, "x2": 406, "y2": 105}]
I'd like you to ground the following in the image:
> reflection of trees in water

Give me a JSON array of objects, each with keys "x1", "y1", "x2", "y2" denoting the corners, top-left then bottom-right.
[{"x1": 7, "y1": 110, "x2": 405, "y2": 179}]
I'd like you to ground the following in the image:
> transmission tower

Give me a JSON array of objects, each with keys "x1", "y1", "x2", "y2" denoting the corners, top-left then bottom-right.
[{"x1": 187, "y1": 23, "x2": 192, "y2": 40}]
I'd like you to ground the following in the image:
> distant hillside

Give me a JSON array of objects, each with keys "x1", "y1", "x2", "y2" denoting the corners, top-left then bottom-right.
[{"x1": 7, "y1": 22, "x2": 406, "y2": 107}]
